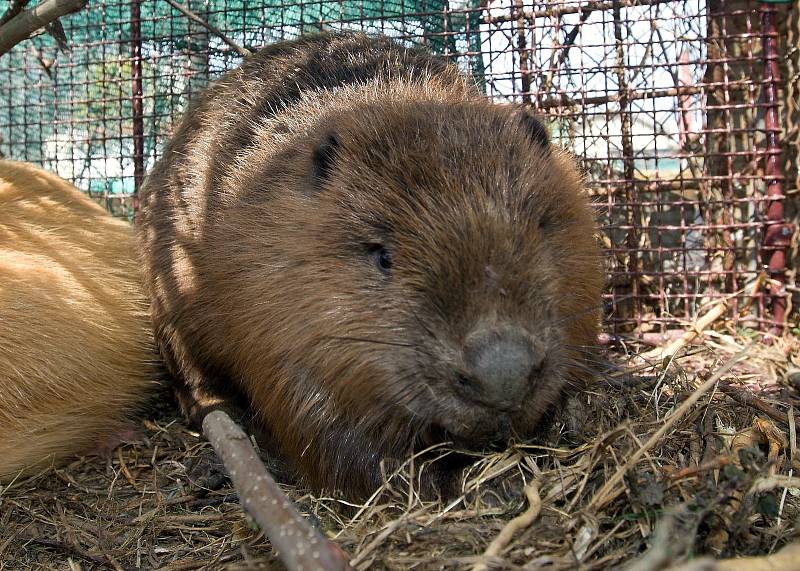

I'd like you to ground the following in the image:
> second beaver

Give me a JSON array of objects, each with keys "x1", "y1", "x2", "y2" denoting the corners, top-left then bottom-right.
[
  {"x1": 0, "y1": 160, "x2": 160, "y2": 481},
  {"x1": 139, "y1": 32, "x2": 603, "y2": 497}
]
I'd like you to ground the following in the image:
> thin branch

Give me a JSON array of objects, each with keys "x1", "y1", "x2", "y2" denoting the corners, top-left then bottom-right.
[
  {"x1": 483, "y1": 0, "x2": 675, "y2": 26},
  {"x1": 0, "y1": 0, "x2": 32, "y2": 27},
  {"x1": 45, "y1": 18, "x2": 68, "y2": 51},
  {"x1": 540, "y1": 4, "x2": 594, "y2": 94},
  {"x1": 718, "y1": 382, "x2": 800, "y2": 428},
  {"x1": 202, "y1": 410, "x2": 353, "y2": 571},
  {"x1": 162, "y1": 0, "x2": 250, "y2": 58},
  {"x1": 640, "y1": 300, "x2": 728, "y2": 361},
  {"x1": 0, "y1": 0, "x2": 87, "y2": 57},
  {"x1": 664, "y1": 541, "x2": 800, "y2": 571},
  {"x1": 536, "y1": 83, "x2": 757, "y2": 111},
  {"x1": 29, "y1": 43, "x2": 54, "y2": 77}
]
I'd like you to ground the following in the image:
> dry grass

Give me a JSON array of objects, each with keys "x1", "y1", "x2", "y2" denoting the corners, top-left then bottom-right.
[{"x1": 2, "y1": 328, "x2": 799, "y2": 570}]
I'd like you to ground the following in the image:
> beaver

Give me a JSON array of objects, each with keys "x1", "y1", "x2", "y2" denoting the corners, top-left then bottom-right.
[
  {"x1": 0, "y1": 160, "x2": 160, "y2": 481},
  {"x1": 139, "y1": 32, "x2": 603, "y2": 497}
]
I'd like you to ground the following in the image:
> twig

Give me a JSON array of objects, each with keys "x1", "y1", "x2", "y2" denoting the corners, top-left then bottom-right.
[
  {"x1": 202, "y1": 410, "x2": 352, "y2": 571},
  {"x1": 737, "y1": 271, "x2": 767, "y2": 317},
  {"x1": 162, "y1": 0, "x2": 250, "y2": 58},
  {"x1": 116, "y1": 448, "x2": 138, "y2": 489},
  {"x1": 536, "y1": 82, "x2": 752, "y2": 111},
  {"x1": 664, "y1": 541, "x2": 800, "y2": 571},
  {"x1": 29, "y1": 43, "x2": 54, "y2": 77},
  {"x1": 0, "y1": 0, "x2": 87, "y2": 57},
  {"x1": 748, "y1": 475, "x2": 800, "y2": 495},
  {"x1": 0, "y1": 0, "x2": 32, "y2": 27},
  {"x1": 666, "y1": 456, "x2": 730, "y2": 483},
  {"x1": 483, "y1": 0, "x2": 674, "y2": 25},
  {"x1": 588, "y1": 342, "x2": 754, "y2": 511},
  {"x1": 45, "y1": 18, "x2": 68, "y2": 51},
  {"x1": 471, "y1": 481, "x2": 542, "y2": 571},
  {"x1": 539, "y1": 4, "x2": 593, "y2": 94},
  {"x1": 641, "y1": 301, "x2": 728, "y2": 362},
  {"x1": 717, "y1": 382, "x2": 798, "y2": 427}
]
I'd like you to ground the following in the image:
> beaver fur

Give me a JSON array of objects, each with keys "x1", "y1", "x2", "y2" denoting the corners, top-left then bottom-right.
[
  {"x1": 0, "y1": 160, "x2": 160, "y2": 480},
  {"x1": 139, "y1": 32, "x2": 603, "y2": 497}
]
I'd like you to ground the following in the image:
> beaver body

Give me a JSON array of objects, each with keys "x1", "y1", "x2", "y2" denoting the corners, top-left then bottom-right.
[
  {"x1": 0, "y1": 160, "x2": 159, "y2": 480},
  {"x1": 140, "y1": 33, "x2": 603, "y2": 496}
]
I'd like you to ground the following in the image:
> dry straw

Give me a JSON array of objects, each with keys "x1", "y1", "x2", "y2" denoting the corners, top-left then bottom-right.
[{"x1": 1, "y1": 325, "x2": 798, "y2": 569}]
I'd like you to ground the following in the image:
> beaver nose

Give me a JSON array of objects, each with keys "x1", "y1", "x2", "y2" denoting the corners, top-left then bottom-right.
[{"x1": 461, "y1": 326, "x2": 544, "y2": 410}]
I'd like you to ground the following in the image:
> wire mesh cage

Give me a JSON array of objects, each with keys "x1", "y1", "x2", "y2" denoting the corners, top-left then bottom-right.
[{"x1": 0, "y1": 0, "x2": 795, "y2": 335}]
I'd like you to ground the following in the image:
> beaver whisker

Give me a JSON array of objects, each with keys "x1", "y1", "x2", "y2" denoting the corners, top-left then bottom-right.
[
  {"x1": 551, "y1": 293, "x2": 636, "y2": 328},
  {"x1": 560, "y1": 345, "x2": 628, "y2": 372},
  {"x1": 393, "y1": 377, "x2": 434, "y2": 408},
  {"x1": 410, "y1": 309, "x2": 439, "y2": 341},
  {"x1": 559, "y1": 359, "x2": 623, "y2": 388},
  {"x1": 324, "y1": 335, "x2": 417, "y2": 348}
]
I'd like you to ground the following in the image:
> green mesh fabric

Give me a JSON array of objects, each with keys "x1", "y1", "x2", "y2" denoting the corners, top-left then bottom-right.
[{"x1": 0, "y1": 0, "x2": 485, "y2": 217}]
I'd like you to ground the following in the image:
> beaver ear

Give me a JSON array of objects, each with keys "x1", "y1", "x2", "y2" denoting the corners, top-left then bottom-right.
[
  {"x1": 309, "y1": 131, "x2": 340, "y2": 190},
  {"x1": 517, "y1": 109, "x2": 550, "y2": 150}
]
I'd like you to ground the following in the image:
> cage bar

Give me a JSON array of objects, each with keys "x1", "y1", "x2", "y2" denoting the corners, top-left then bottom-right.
[{"x1": 0, "y1": 0, "x2": 794, "y2": 333}]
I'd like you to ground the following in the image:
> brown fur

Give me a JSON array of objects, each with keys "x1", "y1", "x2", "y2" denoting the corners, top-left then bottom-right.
[
  {"x1": 139, "y1": 32, "x2": 603, "y2": 497},
  {"x1": 0, "y1": 160, "x2": 160, "y2": 480}
]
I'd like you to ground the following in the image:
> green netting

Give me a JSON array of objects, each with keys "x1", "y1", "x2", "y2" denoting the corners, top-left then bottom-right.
[{"x1": 0, "y1": 0, "x2": 485, "y2": 218}]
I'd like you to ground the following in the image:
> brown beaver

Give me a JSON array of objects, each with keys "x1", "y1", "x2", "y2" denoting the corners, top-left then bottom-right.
[
  {"x1": 139, "y1": 32, "x2": 603, "y2": 497},
  {"x1": 0, "y1": 160, "x2": 160, "y2": 481}
]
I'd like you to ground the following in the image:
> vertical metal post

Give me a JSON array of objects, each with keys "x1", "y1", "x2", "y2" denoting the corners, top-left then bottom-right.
[
  {"x1": 186, "y1": 0, "x2": 210, "y2": 99},
  {"x1": 131, "y1": 0, "x2": 144, "y2": 224},
  {"x1": 613, "y1": 0, "x2": 640, "y2": 332},
  {"x1": 760, "y1": 2, "x2": 790, "y2": 333},
  {"x1": 514, "y1": 0, "x2": 531, "y2": 104}
]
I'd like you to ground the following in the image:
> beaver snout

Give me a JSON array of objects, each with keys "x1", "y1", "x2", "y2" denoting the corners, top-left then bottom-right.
[{"x1": 459, "y1": 326, "x2": 545, "y2": 411}]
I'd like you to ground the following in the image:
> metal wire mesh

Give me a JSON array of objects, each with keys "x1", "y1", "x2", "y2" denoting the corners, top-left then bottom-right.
[{"x1": 0, "y1": 0, "x2": 794, "y2": 334}]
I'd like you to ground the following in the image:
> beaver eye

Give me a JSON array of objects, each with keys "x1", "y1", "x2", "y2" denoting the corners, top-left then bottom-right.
[
  {"x1": 368, "y1": 244, "x2": 393, "y2": 275},
  {"x1": 538, "y1": 209, "x2": 558, "y2": 231}
]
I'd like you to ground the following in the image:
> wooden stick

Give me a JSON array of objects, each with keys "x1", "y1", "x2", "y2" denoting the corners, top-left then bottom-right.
[
  {"x1": 162, "y1": 0, "x2": 250, "y2": 58},
  {"x1": 0, "y1": 0, "x2": 87, "y2": 57},
  {"x1": 202, "y1": 410, "x2": 353, "y2": 571},
  {"x1": 640, "y1": 301, "x2": 728, "y2": 362},
  {"x1": 666, "y1": 456, "x2": 730, "y2": 483},
  {"x1": 748, "y1": 475, "x2": 800, "y2": 495},
  {"x1": 664, "y1": 541, "x2": 800, "y2": 571},
  {"x1": 483, "y1": 0, "x2": 674, "y2": 25},
  {"x1": 718, "y1": 382, "x2": 798, "y2": 427},
  {"x1": 536, "y1": 82, "x2": 753, "y2": 111},
  {"x1": 0, "y1": 0, "x2": 32, "y2": 27}
]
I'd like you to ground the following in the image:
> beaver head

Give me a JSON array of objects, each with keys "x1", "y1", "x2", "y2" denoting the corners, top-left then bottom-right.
[{"x1": 212, "y1": 96, "x2": 602, "y2": 491}]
